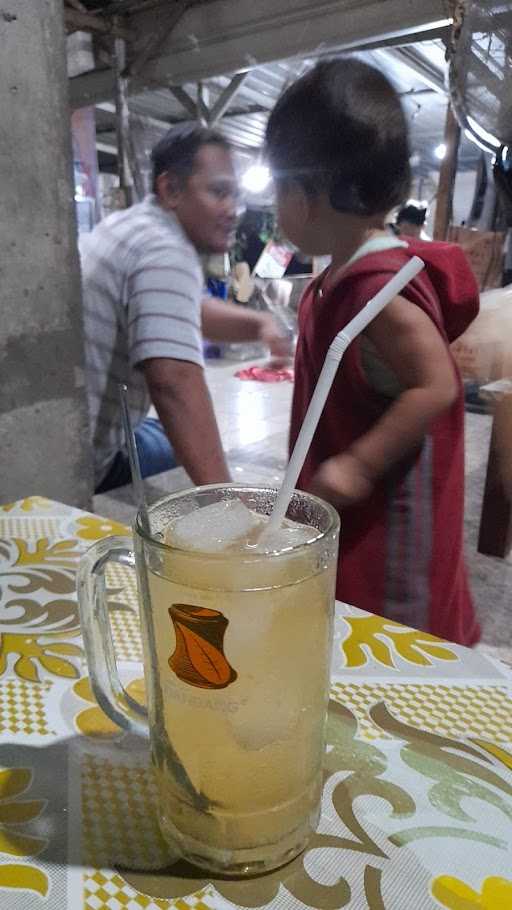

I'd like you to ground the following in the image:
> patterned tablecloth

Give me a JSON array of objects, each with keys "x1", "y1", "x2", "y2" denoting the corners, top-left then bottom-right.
[{"x1": 0, "y1": 496, "x2": 511, "y2": 910}]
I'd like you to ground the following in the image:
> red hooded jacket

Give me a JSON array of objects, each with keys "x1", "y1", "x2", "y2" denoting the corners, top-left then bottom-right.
[{"x1": 290, "y1": 238, "x2": 480, "y2": 645}]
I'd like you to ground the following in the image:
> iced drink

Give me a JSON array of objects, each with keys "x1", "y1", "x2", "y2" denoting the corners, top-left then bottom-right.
[
  {"x1": 78, "y1": 485, "x2": 338, "y2": 876},
  {"x1": 133, "y1": 488, "x2": 339, "y2": 876}
]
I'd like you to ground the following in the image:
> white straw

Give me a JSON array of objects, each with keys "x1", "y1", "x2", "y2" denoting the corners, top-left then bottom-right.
[
  {"x1": 118, "y1": 383, "x2": 151, "y2": 535},
  {"x1": 264, "y1": 256, "x2": 425, "y2": 536}
]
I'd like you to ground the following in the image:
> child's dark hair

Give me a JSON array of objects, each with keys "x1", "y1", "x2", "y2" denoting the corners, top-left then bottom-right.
[
  {"x1": 265, "y1": 57, "x2": 411, "y2": 216},
  {"x1": 151, "y1": 123, "x2": 230, "y2": 193}
]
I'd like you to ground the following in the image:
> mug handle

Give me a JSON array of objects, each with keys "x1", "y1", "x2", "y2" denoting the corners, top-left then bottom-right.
[{"x1": 77, "y1": 536, "x2": 149, "y2": 738}]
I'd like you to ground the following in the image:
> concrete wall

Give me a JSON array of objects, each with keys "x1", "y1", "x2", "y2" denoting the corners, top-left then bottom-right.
[{"x1": 0, "y1": 0, "x2": 92, "y2": 508}]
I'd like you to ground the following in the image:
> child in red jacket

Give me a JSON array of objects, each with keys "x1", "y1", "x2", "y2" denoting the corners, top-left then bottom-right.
[{"x1": 265, "y1": 59, "x2": 480, "y2": 645}]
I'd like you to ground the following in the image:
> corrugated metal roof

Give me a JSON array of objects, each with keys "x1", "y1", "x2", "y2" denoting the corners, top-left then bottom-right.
[{"x1": 122, "y1": 42, "x2": 480, "y2": 171}]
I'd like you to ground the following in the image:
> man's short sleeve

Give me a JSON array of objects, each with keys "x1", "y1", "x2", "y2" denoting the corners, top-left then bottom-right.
[{"x1": 127, "y1": 241, "x2": 204, "y2": 369}]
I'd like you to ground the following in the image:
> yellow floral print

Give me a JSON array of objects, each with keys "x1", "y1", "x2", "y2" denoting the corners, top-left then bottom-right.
[
  {"x1": 0, "y1": 634, "x2": 82, "y2": 683},
  {"x1": 14, "y1": 537, "x2": 80, "y2": 567},
  {"x1": 0, "y1": 532, "x2": 83, "y2": 683},
  {"x1": 74, "y1": 676, "x2": 146, "y2": 737},
  {"x1": 432, "y1": 875, "x2": 512, "y2": 909},
  {"x1": 0, "y1": 768, "x2": 49, "y2": 897},
  {"x1": 75, "y1": 516, "x2": 129, "y2": 541},
  {"x1": 1, "y1": 497, "x2": 52, "y2": 514},
  {"x1": 341, "y1": 614, "x2": 458, "y2": 668}
]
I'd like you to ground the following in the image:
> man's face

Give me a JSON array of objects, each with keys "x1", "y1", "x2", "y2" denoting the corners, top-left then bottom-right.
[{"x1": 160, "y1": 144, "x2": 239, "y2": 253}]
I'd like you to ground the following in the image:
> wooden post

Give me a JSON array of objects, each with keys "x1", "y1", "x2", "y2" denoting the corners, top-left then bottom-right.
[
  {"x1": 478, "y1": 391, "x2": 512, "y2": 558},
  {"x1": 433, "y1": 103, "x2": 461, "y2": 240},
  {"x1": 113, "y1": 34, "x2": 134, "y2": 208},
  {"x1": 71, "y1": 106, "x2": 100, "y2": 223}
]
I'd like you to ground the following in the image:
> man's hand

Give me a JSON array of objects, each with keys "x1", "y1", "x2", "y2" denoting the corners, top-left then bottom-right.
[
  {"x1": 309, "y1": 453, "x2": 375, "y2": 509},
  {"x1": 201, "y1": 297, "x2": 293, "y2": 363},
  {"x1": 257, "y1": 313, "x2": 294, "y2": 365}
]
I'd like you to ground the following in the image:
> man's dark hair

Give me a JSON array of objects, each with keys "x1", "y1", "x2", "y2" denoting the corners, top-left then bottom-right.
[
  {"x1": 265, "y1": 57, "x2": 411, "y2": 216},
  {"x1": 151, "y1": 123, "x2": 230, "y2": 193},
  {"x1": 396, "y1": 203, "x2": 427, "y2": 226}
]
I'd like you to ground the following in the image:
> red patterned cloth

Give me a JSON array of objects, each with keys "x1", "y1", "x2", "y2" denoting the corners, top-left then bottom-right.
[{"x1": 235, "y1": 366, "x2": 294, "y2": 383}]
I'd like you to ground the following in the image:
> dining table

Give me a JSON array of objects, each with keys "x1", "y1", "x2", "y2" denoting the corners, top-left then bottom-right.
[{"x1": 0, "y1": 494, "x2": 511, "y2": 910}]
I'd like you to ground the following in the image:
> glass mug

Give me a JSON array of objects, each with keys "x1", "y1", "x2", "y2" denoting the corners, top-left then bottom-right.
[{"x1": 78, "y1": 485, "x2": 339, "y2": 877}]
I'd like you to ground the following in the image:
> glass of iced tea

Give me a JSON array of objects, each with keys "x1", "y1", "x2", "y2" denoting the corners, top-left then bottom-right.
[{"x1": 78, "y1": 485, "x2": 339, "y2": 876}]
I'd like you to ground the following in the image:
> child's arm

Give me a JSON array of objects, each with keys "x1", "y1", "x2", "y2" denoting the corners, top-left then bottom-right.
[{"x1": 310, "y1": 294, "x2": 459, "y2": 507}]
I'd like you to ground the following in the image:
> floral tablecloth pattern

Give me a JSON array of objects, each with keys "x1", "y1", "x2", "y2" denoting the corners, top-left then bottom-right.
[{"x1": 0, "y1": 496, "x2": 511, "y2": 910}]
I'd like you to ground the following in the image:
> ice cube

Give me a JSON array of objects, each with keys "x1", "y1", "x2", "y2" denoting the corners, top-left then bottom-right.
[
  {"x1": 165, "y1": 499, "x2": 260, "y2": 553},
  {"x1": 229, "y1": 685, "x2": 302, "y2": 750},
  {"x1": 254, "y1": 521, "x2": 314, "y2": 554}
]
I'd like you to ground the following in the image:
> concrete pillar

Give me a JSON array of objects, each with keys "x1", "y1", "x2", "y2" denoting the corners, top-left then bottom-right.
[{"x1": 0, "y1": 0, "x2": 93, "y2": 508}]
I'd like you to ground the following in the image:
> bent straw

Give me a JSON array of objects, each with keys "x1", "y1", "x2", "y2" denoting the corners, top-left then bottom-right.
[
  {"x1": 118, "y1": 385, "x2": 211, "y2": 809},
  {"x1": 118, "y1": 383, "x2": 151, "y2": 535},
  {"x1": 264, "y1": 256, "x2": 425, "y2": 536}
]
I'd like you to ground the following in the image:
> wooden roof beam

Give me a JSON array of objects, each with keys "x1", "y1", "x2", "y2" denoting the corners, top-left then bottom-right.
[
  {"x1": 69, "y1": 0, "x2": 449, "y2": 109},
  {"x1": 128, "y1": 0, "x2": 191, "y2": 76},
  {"x1": 64, "y1": 9, "x2": 133, "y2": 41}
]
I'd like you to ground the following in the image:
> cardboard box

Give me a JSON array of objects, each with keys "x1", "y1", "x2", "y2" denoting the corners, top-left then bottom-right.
[{"x1": 447, "y1": 226, "x2": 505, "y2": 291}]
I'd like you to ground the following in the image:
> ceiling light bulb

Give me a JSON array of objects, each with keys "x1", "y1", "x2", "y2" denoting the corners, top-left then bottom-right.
[
  {"x1": 434, "y1": 143, "x2": 447, "y2": 160},
  {"x1": 242, "y1": 164, "x2": 271, "y2": 194}
]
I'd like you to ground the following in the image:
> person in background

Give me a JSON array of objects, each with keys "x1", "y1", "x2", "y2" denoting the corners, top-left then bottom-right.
[
  {"x1": 396, "y1": 201, "x2": 430, "y2": 240},
  {"x1": 81, "y1": 124, "x2": 290, "y2": 493},
  {"x1": 265, "y1": 58, "x2": 480, "y2": 646}
]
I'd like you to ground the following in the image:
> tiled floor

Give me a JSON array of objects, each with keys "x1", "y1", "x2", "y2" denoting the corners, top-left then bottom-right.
[
  {"x1": 205, "y1": 358, "x2": 291, "y2": 472},
  {"x1": 94, "y1": 355, "x2": 512, "y2": 663}
]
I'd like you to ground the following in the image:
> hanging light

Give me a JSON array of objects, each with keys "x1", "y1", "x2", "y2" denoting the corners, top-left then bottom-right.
[
  {"x1": 434, "y1": 143, "x2": 447, "y2": 160},
  {"x1": 242, "y1": 164, "x2": 271, "y2": 194}
]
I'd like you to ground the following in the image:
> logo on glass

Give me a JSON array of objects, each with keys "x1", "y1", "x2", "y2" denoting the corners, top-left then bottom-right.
[{"x1": 168, "y1": 603, "x2": 238, "y2": 689}]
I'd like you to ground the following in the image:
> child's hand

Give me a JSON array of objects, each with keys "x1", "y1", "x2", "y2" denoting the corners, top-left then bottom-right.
[{"x1": 310, "y1": 453, "x2": 374, "y2": 508}]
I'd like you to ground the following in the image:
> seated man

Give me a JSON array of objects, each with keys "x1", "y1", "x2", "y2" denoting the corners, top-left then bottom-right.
[{"x1": 81, "y1": 124, "x2": 289, "y2": 493}]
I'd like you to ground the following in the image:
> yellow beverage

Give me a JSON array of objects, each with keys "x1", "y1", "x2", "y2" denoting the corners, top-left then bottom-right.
[{"x1": 132, "y1": 487, "x2": 339, "y2": 875}]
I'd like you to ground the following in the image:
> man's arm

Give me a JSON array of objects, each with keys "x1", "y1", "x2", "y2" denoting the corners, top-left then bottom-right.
[
  {"x1": 142, "y1": 357, "x2": 231, "y2": 485},
  {"x1": 201, "y1": 296, "x2": 293, "y2": 360},
  {"x1": 310, "y1": 295, "x2": 458, "y2": 507}
]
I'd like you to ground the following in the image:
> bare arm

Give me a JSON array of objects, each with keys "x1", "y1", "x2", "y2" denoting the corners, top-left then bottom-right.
[
  {"x1": 201, "y1": 296, "x2": 292, "y2": 360},
  {"x1": 202, "y1": 296, "x2": 264, "y2": 341},
  {"x1": 310, "y1": 295, "x2": 458, "y2": 507},
  {"x1": 142, "y1": 357, "x2": 231, "y2": 485}
]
